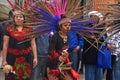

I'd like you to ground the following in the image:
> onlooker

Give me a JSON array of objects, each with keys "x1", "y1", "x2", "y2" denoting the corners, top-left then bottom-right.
[
  {"x1": 68, "y1": 31, "x2": 84, "y2": 71},
  {"x1": 82, "y1": 11, "x2": 104, "y2": 80},
  {"x1": 107, "y1": 20, "x2": 120, "y2": 80},
  {"x1": 0, "y1": 9, "x2": 14, "y2": 69},
  {"x1": 103, "y1": 13, "x2": 115, "y2": 80},
  {"x1": 31, "y1": 33, "x2": 50, "y2": 80}
]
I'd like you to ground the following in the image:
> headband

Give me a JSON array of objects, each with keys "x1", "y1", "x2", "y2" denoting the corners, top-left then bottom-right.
[{"x1": 58, "y1": 18, "x2": 71, "y2": 25}]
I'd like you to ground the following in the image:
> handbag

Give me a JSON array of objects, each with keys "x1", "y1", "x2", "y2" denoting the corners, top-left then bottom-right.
[{"x1": 96, "y1": 36, "x2": 112, "y2": 69}]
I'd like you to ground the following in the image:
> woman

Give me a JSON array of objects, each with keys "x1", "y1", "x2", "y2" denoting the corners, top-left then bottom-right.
[
  {"x1": 46, "y1": 15, "x2": 80, "y2": 80},
  {"x1": 2, "y1": 10, "x2": 37, "y2": 80}
]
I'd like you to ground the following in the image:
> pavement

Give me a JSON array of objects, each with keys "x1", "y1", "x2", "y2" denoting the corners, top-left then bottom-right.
[
  {"x1": 0, "y1": 70, "x2": 84, "y2": 80},
  {"x1": 0, "y1": 69, "x2": 5, "y2": 80}
]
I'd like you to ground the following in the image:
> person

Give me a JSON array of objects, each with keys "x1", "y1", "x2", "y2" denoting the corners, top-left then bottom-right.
[
  {"x1": 0, "y1": 9, "x2": 14, "y2": 51},
  {"x1": 31, "y1": 33, "x2": 50, "y2": 80},
  {"x1": 0, "y1": 23, "x2": 3, "y2": 68},
  {"x1": 107, "y1": 19, "x2": 120, "y2": 80},
  {"x1": 103, "y1": 13, "x2": 116, "y2": 80},
  {"x1": 2, "y1": 10, "x2": 38, "y2": 80},
  {"x1": 82, "y1": 11, "x2": 104, "y2": 80},
  {"x1": 0, "y1": 9, "x2": 14, "y2": 69},
  {"x1": 46, "y1": 15, "x2": 80, "y2": 80},
  {"x1": 68, "y1": 31, "x2": 84, "y2": 71}
]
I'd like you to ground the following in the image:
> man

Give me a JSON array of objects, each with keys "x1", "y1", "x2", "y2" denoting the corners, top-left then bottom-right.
[
  {"x1": 82, "y1": 11, "x2": 104, "y2": 80},
  {"x1": 31, "y1": 33, "x2": 50, "y2": 80}
]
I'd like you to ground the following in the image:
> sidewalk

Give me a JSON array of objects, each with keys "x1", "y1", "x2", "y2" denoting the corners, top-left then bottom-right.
[{"x1": 0, "y1": 69, "x2": 4, "y2": 80}]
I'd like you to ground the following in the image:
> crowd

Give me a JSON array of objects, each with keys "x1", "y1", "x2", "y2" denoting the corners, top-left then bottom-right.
[{"x1": 0, "y1": 1, "x2": 120, "y2": 80}]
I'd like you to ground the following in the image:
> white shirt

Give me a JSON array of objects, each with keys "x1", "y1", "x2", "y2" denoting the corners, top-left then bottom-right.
[{"x1": 107, "y1": 30, "x2": 120, "y2": 57}]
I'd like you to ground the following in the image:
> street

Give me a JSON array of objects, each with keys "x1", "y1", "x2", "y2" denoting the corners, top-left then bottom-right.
[{"x1": 0, "y1": 70, "x2": 84, "y2": 80}]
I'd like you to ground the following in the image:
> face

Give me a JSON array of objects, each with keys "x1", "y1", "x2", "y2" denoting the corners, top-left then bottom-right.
[
  {"x1": 105, "y1": 14, "x2": 114, "y2": 25},
  {"x1": 60, "y1": 22, "x2": 71, "y2": 33},
  {"x1": 14, "y1": 14, "x2": 24, "y2": 26},
  {"x1": 90, "y1": 15, "x2": 100, "y2": 23}
]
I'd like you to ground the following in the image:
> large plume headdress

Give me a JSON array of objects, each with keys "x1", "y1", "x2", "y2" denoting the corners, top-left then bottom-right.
[
  {"x1": 28, "y1": 0, "x2": 100, "y2": 40},
  {"x1": 1, "y1": 0, "x2": 115, "y2": 45}
]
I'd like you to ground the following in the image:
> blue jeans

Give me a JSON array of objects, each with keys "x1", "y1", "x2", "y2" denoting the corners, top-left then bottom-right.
[
  {"x1": 85, "y1": 64, "x2": 103, "y2": 80},
  {"x1": 31, "y1": 57, "x2": 47, "y2": 80},
  {"x1": 113, "y1": 57, "x2": 120, "y2": 80},
  {"x1": 69, "y1": 52, "x2": 78, "y2": 71}
]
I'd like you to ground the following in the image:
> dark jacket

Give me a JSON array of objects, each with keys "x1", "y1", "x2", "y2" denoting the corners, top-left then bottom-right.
[
  {"x1": 82, "y1": 38, "x2": 98, "y2": 65},
  {"x1": 0, "y1": 21, "x2": 11, "y2": 50}
]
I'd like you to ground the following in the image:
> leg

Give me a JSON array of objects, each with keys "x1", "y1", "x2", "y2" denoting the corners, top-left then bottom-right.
[
  {"x1": 113, "y1": 58, "x2": 120, "y2": 80},
  {"x1": 31, "y1": 57, "x2": 47, "y2": 80},
  {"x1": 95, "y1": 67, "x2": 103, "y2": 80},
  {"x1": 85, "y1": 64, "x2": 95, "y2": 80},
  {"x1": 106, "y1": 69, "x2": 112, "y2": 80},
  {"x1": 69, "y1": 52, "x2": 78, "y2": 71}
]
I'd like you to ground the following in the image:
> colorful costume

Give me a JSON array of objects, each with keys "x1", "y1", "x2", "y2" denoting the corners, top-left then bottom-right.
[
  {"x1": 4, "y1": 26, "x2": 33, "y2": 80},
  {"x1": 47, "y1": 32, "x2": 80, "y2": 80}
]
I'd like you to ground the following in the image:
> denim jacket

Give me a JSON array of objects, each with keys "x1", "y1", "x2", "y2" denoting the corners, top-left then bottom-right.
[{"x1": 36, "y1": 33, "x2": 50, "y2": 57}]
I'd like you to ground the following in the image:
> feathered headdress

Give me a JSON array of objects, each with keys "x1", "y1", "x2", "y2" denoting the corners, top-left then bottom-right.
[
  {"x1": 2, "y1": 0, "x2": 119, "y2": 47},
  {"x1": 27, "y1": 0, "x2": 100, "y2": 40}
]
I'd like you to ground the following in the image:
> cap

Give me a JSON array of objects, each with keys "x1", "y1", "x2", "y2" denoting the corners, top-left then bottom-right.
[{"x1": 88, "y1": 11, "x2": 103, "y2": 18}]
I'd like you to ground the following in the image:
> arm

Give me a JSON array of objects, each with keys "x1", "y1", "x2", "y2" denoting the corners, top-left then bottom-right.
[
  {"x1": 68, "y1": 32, "x2": 80, "y2": 52},
  {"x1": 2, "y1": 35, "x2": 9, "y2": 66},
  {"x1": 78, "y1": 36, "x2": 84, "y2": 48},
  {"x1": 31, "y1": 38, "x2": 38, "y2": 68}
]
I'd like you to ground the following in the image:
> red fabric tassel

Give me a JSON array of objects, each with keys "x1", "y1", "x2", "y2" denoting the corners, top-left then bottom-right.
[
  {"x1": 49, "y1": 70, "x2": 60, "y2": 76},
  {"x1": 48, "y1": 50, "x2": 59, "y2": 61},
  {"x1": 65, "y1": 58, "x2": 70, "y2": 63},
  {"x1": 71, "y1": 69, "x2": 80, "y2": 78}
]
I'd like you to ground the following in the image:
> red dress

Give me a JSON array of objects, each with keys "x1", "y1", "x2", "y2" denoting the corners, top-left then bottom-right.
[{"x1": 4, "y1": 26, "x2": 33, "y2": 80}]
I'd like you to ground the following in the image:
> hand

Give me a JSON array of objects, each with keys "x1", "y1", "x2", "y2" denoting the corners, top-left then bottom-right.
[
  {"x1": 59, "y1": 56, "x2": 66, "y2": 62},
  {"x1": 73, "y1": 46, "x2": 80, "y2": 53},
  {"x1": 2, "y1": 60, "x2": 8, "y2": 67},
  {"x1": 59, "y1": 50, "x2": 69, "y2": 62},
  {"x1": 108, "y1": 44, "x2": 116, "y2": 51},
  {"x1": 33, "y1": 58, "x2": 38, "y2": 68}
]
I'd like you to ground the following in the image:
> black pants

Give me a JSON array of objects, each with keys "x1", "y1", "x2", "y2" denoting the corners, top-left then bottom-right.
[{"x1": 103, "y1": 55, "x2": 116, "y2": 80}]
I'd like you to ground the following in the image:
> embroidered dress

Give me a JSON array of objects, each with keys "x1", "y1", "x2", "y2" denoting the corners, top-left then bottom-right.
[{"x1": 4, "y1": 26, "x2": 32, "y2": 80}]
